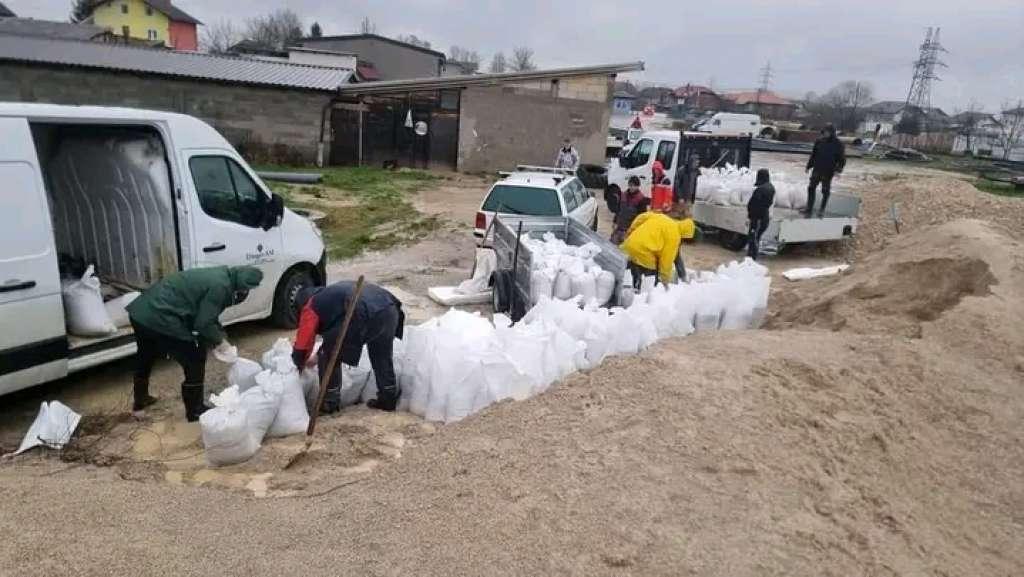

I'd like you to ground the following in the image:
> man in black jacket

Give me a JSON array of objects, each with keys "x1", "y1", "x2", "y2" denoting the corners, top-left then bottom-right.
[
  {"x1": 804, "y1": 124, "x2": 846, "y2": 217},
  {"x1": 747, "y1": 169, "x2": 775, "y2": 260},
  {"x1": 291, "y1": 281, "x2": 404, "y2": 413}
]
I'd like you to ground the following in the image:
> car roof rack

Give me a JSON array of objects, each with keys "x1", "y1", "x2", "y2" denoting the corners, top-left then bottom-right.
[{"x1": 515, "y1": 165, "x2": 576, "y2": 176}]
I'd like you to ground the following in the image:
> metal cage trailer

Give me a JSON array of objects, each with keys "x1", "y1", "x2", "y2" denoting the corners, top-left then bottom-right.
[{"x1": 490, "y1": 215, "x2": 627, "y2": 320}]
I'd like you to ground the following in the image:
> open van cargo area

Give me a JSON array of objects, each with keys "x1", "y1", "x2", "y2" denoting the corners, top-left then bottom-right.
[{"x1": 32, "y1": 124, "x2": 179, "y2": 291}]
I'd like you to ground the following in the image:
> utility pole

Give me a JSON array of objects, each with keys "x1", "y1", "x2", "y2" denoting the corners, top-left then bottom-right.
[
  {"x1": 756, "y1": 61, "x2": 773, "y2": 115},
  {"x1": 904, "y1": 27, "x2": 947, "y2": 133}
]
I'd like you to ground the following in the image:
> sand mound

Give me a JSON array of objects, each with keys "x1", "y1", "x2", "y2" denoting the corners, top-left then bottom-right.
[
  {"x1": 767, "y1": 219, "x2": 1023, "y2": 343},
  {"x1": 853, "y1": 176, "x2": 1024, "y2": 257}
]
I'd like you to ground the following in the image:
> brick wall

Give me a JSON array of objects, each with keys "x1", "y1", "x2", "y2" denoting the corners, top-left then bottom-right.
[
  {"x1": 0, "y1": 63, "x2": 332, "y2": 163},
  {"x1": 457, "y1": 74, "x2": 613, "y2": 173}
]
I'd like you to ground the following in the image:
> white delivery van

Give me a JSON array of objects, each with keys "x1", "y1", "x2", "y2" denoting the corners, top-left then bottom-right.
[
  {"x1": 0, "y1": 103, "x2": 326, "y2": 396},
  {"x1": 692, "y1": 113, "x2": 762, "y2": 136}
]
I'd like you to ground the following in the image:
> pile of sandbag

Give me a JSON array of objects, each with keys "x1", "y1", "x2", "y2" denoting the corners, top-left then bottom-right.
[
  {"x1": 61, "y1": 264, "x2": 141, "y2": 336},
  {"x1": 200, "y1": 343, "x2": 318, "y2": 466},
  {"x1": 396, "y1": 258, "x2": 770, "y2": 424},
  {"x1": 521, "y1": 233, "x2": 617, "y2": 307},
  {"x1": 696, "y1": 164, "x2": 807, "y2": 210}
]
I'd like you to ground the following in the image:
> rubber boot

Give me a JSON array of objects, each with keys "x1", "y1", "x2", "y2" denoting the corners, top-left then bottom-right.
[
  {"x1": 367, "y1": 391, "x2": 398, "y2": 412},
  {"x1": 181, "y1": 382, "x2": 210, "y2": 423},
  {"x1": 132, "y1": 376, "x2": 158, "y2": 411}
]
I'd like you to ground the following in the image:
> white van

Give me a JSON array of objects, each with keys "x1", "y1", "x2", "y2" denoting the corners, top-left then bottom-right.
[
  {"x1": 0, "y1": 103, "x2": 326, "y2": 396},
  {"x1": 692, "y1": 113, "x2": 762, "y2": 136}
]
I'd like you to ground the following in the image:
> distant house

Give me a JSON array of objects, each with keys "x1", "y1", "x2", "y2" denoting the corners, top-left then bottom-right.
[
  {"x1": 612, "y1": 91, "x2": 635, "y2": 114},
  {"x1": 298, "y1": 33, "x2": 446, "y2": 80},
  {"x1": 674, "y1": 84, "x2": 723, "y2": 112},
  {"x1": 723, "y1": 91, "x2": 797, "y2": 120},
  {"x1": 443, "y1": 60, "x2": 479, "y2": 76},
  {"x1": 0, "y1": 16, "x2": 111, "y2": 41},
  {"x1": 636, "y1": 86, "x2": 675, "y2": 110},
  {"x1": 859, "y1": 100, "x2": 949, "y2": 136},
  {"x1": 85, "y1": 0, "x2": 201, "y2": 51}
]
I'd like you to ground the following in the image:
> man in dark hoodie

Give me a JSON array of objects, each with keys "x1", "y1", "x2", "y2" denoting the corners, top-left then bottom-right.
[
  {"x1": 747, "y1": 168, "x2": 776, "y2": 260},
  {"x1": 611, "y1": 176, "x2": 649, "y2": 244},
  {"x1": 126, "y1": 266, "x2": 264, "y2": 421},
  {"x1": 804, "y1": 123, "x2": 846, "y2": 217},
  {"x1": 291, "y1": 281, "x2": 404, "y2": 413}
]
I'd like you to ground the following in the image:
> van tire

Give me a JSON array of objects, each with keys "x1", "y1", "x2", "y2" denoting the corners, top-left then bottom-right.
[{"x1": 272, "y1": 266, "x2": 315, "y2": 328}]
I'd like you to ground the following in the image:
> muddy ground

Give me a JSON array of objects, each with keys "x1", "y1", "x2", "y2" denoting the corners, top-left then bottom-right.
[{"x1": 2, "y1": 153, "x2": 1020, "y2": 576}]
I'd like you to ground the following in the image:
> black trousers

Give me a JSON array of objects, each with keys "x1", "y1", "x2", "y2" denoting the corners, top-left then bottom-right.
[
  {"x1": 628, "y1": 261, "x2": 659, "y2": 289},
  {"x1": 748, "y1": 217, "x2": 769, "y2": 260},
  {"x1": 806, "y1": 171, "x2": 834, "y2": 214},
  {"x1": 130, "y1": 319, "x2": 206, "y2": 385},
  {"x1": 320, "y1": 305, "x2": 400, "y2": 407}
]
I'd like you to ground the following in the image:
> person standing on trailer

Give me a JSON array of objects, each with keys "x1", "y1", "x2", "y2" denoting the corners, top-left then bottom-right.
[
  {"x1": 554, "y1": 138, "x2": 580, "y2": 170},
  {"x1": 126, "y1": 266, "x2": 264, "y2": 421},
  {"x1": 620, "y1": 202, "x2": 695, "y2": 287},
  {"x1": 291, "y1": 281, "x2": 405, "y2": 413},
  {"x1": 674, "y1": 154, "x2": 700, "y2": 204},
  {"x1": 746, "y1": 168, "x2": 776, "y2": 260},
  {"x1": 804, "y1": 123, "x2": 846, "y2": 218}
]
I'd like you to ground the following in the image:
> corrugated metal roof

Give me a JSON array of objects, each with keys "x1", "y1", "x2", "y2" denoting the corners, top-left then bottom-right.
[
  {"x1": 338, "y1": 61, "x2": 645, "y2": 95},
  {"x1": 0, "y1": 18, "x2": 107, "y2": 40},
  {"x1": 0, "y1": 32, "x2": 352, "y2": 91}
]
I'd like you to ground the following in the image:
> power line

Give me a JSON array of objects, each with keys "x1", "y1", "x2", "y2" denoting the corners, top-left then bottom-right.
[{"x1": 904, "y1": 26, "x2": 948, "y2": 129}]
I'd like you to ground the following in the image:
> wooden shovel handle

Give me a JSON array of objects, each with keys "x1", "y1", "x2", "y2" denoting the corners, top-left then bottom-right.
[{"x1": 305, "y1": 276, "x2": 365, "y2": 437}]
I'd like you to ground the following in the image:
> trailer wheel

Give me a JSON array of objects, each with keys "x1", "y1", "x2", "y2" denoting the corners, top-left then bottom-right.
[
  {"x1": 718, "y1": 230, "x2": 749, "y2": 252},
  {"x1": 491, "y1": 270, "x2": 512, "y2": 314}
]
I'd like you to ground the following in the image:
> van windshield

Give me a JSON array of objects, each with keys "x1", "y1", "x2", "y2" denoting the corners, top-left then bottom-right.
[{"x1": 483, "y1": 185, "x2": 561, "y2": 216}]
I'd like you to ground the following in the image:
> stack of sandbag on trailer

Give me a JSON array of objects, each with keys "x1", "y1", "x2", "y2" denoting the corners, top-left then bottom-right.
[
  {"x1": 522, "y1": 233, "x2": 616, "y2": 307},
  {"x1": 696, "y1": 164, "x2": 807, "y2": 211}
]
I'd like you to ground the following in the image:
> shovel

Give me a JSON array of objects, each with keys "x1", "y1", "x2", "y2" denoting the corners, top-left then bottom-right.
[{"x1": 284, "y1": 276, "x2": 365, "y2": 470}]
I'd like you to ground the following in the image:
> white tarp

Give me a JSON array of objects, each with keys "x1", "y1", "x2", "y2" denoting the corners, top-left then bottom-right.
[{"x1": 783, "y1": 264, "x2": 850, "y2": 281}]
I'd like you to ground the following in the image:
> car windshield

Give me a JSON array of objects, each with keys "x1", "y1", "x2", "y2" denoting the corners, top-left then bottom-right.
[{"x1": 482, "y1": 185, "x2": 561, "y2": 216}]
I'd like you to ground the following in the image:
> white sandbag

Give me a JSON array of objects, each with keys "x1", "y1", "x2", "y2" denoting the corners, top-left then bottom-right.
[
  {"x1": 595, "y1": 270, "x2": 616, "y2": 306},
  {"x1": 209, "y1": 385, "x2": 241, "y2": 407},
  {"x1": 455, "y1": 249, "x2": 497, "y2": 295},
  {"x1": 62, "y1": 265, "x2": 116, "y2": 336},
  {"x1": 227, "y1": 357, "x2": 263, "y2": 392},
  {"x1": 553, "y1": 271, "x2": 573, "y2": 300},
  {"x1": 790, "y1": 188, "x2": 807, "y2": 211},
  {"x1": 531, "y1": 269, "x2": 555, "y2": 305},
  {"x1": 694, "y1": 283, "x2": 723, "y2": 332},
  {"x1": 773, "y1": 187, "x2": 792, "y2": 209},
  {"x1": 261, "y1": 337, "x2": 293, "y2": 369},
  {"x1": 201, "y1": 406, "x2": 261, "y2": 466},
  {"x1": 783, "y1": 264, "x2": 850, "y2": 281},
  {"x1": 571, "y1": 272, "x2": 597, "y2": 305},
  {"x1": 264, "y1": 359, "x2": 309, "y2": 438},
  {"x1": 14, "y1": 401, "x2": 81, "y2": 455},
  {"x1": 239, "y1": 383, "x2": 282, "y2": 442},
  {"x1": 103, "y1": 291, "x2": 139, "y2": 328},
  {"x1": 719, "y1": 282, "x2": 753, "y2": 330}
]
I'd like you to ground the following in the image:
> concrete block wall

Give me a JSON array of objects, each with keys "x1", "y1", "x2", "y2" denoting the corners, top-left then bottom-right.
[
  {"x1": 458, "y1": 78, "x2": 612, "y2": 173},
  {"x1": 0, "y1": 63, "x2": 331, "y2": 163}
]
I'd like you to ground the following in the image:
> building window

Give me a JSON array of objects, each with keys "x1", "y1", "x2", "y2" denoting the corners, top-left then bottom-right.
[
  {"x1": 122, "y1": 25, "x2": 130, "y2": 38},
  {"x1": 146, "y1": 6, "x2": 153, "y2": 16},
  {"x1": 121, "y1": 3, "x2": 128, "y2": 14},
  {"x1": 147, "y1": 29, "x2": 157, "y2": 41}
]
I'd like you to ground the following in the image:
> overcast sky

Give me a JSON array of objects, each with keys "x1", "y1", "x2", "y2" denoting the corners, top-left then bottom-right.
[{"x1": 10, "y1": 0, "x2": 1024, "y2": 112}]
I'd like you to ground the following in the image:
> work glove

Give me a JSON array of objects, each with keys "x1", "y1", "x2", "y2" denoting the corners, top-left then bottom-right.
[{"x1": 212, "y1": 341, "x2": 238, "y2": 364}]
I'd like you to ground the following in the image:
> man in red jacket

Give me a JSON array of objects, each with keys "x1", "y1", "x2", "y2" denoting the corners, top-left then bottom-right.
[{"x1": 291, "y1": 281, "x2": 404, "y2": 413}]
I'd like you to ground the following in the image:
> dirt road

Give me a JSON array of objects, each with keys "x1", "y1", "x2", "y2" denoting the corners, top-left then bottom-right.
[{"x1": 1, "y1": 154, "x2": 1021, "y2": 576}]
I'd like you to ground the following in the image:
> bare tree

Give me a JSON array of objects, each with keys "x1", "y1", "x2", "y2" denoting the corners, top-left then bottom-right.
[
  {"x1": 448, "y1": 46, "x2": 481, "y2": 73},
  {"x1": 69, "y1": 0, "x2": 93, "y2": 23},
  {"x1": 246, "y1": 9, "x2": 303, "y2": 50},
  {"x1": 201, "y1": 19, "x2": 241, "y2": 54},
  {"x1": 310, "y1": 22, "x2": 323, "y2": 38},
  {"x1": 360, "y1": 17, "x2": 376, "y2": 34},
  {"x1": 396, "y1": 34, "x2": 431, "y2": 49},
  {"x1": 489, "y1": 52, "x2": 507, "y2": 74},
  {"x1": 820, "y1": 81, "x2": 875, "y2": 132},
  {"x1": 953, "y1": 100, "x2": 983, "y2": 153},
  {"x1": 510, "y1": 47, "x2": 536, "y2": 72},
  {"x1": 995, "y1": 100, "x2": 1024, "y2": 160}
]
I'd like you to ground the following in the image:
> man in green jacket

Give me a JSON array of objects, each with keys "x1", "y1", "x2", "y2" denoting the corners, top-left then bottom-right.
[{"x1": 126, "y1": 266, "x2": 264, "y2": 421}]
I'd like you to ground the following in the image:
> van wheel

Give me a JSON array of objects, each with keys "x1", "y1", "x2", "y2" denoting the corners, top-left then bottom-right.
[{"x1": 272, "y1": 267, "x2": 314, "y2": 328}]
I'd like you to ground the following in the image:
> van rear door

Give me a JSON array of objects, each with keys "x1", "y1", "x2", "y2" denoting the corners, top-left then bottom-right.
[
  {"x1": 182, "y1": 150, "x2": 284, "y2": 321},
  {"x1": 0, "y1": 118, "x2": 67, "y2": 395}
]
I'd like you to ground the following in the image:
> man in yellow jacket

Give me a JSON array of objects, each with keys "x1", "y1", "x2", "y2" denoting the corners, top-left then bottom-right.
[{"x1": 620, "y1": 203, "x2": 696, "y2": 286}]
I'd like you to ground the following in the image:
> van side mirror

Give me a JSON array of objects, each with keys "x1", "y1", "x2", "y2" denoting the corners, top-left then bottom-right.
[{"x1": 263, "y1": 193, "x2": 285, "y2": 230}]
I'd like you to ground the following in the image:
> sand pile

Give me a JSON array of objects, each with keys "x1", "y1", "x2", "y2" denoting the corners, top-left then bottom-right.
[
  {"x1": 768, "y1": 219, "x2": 1023, "y2": 345},
  {"x1": 853, "y1": 176, "x2": 1024, "y2": 257}
]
